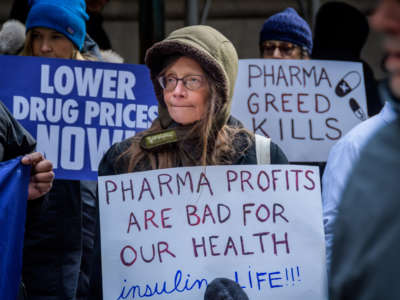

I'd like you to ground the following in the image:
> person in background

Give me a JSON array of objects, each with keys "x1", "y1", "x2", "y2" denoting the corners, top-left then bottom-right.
[
  {"x1": 312, "y1": 1, "x2": 382, "y2": 117},
  {"x1": 85, "y1": 0, "x2": 124, "y2": 62},
  {"x1": 259, "y1": 8, "x2": 322, "y2": 176},
  {"x1": 329, "y1": 0, "x2": 400, "y2": 299},
  {"x1": 8, "y1": 0, "x2": 123, "y2": 63},
  {"x1": 19, "y1": 0, "x2": 97, "y2": 299},
  {"x1": 86, "y1": 0, "x2": 111, "y2": 50},
  {"x1": 21, "y1": 0, "x2": 95, "y2": 60},
  {"x1": 316, "y1": 2, "x2": 392, "y2": 270},
  {"x1": 322, "y1": 80, "x2": 396, "y2": 272},
  {"x1": 89, "y1": 24, "x2": 288, "y2": 299},
  {"x1": 259, "y1": 7, "x2": 312, "y2": 59}
]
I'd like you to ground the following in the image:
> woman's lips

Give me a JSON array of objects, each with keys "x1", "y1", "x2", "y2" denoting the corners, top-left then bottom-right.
[{"x1": 170, "y1": 104, "x2": 193, "y2": 108}]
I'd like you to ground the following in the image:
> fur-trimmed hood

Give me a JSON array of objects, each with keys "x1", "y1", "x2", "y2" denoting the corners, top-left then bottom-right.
[
  {"x1": 145, "y1": 25, "x2": 238, "y2": 130},
  {"x1": 100, "y1": 49, "x2": 124, "y2": 63},
  {"x1": 0, "y1": 20, "x2": 26, "y2": 55}
]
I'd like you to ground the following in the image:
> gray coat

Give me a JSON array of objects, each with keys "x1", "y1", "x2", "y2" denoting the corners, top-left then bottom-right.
[{"x1": 329, "y1": 96, "x2": 400, "y2": 300}]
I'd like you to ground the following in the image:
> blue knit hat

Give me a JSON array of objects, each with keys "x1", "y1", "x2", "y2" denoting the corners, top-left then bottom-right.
[
  {"x1": 26, "y1": 0, "x2": 89, "y2": 50},
  {"x1": 259, "y1": 7, "x2": 313, "y2": 55}
]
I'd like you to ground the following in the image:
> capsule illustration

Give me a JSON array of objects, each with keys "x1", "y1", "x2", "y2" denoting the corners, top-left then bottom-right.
[
  {"x1": 349, "y1": 98, "x2": 366, "y2": 121},
  {"x1": 335, "y1": 71, "x2": 362, "y2": 97}
]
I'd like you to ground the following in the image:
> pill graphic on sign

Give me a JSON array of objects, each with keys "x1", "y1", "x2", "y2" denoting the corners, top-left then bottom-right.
[
  {"x1": 349, "y1": 98, "x2": 366, "y2": 121},
  {"x1": 335, "y1": 71, "x2": 361, "y2": 97}
]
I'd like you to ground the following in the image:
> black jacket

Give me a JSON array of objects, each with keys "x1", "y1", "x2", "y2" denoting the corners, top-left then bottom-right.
[
  {"x1": 22, "y1": 179, "x2": 97, "y2": 300},
  {"x1": 98, "y1": 131, "x2": 288, "y2": 176},
  {"x1": 0, "y1": 101, "x2": 35, "y2": 161}
]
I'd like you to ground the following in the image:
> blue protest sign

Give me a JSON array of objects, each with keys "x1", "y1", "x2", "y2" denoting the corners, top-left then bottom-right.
[
  {"x1": 0, "y1": 55, "x2": 158, "y2": 180},
  {"x1": 0, "y1": 157, "x2": 30, "y2": 300}
]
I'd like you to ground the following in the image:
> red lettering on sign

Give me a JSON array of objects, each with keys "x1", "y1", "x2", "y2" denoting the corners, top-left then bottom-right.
[
  {"x1": 105, "y1": 180, "x2": 117, "y2": 204},
  {"x1": 138, "y1": 177, "x2": 155, "y2": 200},
  {"x1": 158, "y1": 173, "x2": 173, "y2": 196},
  {"x1": 240, "y1": 170, "x2": 254, "y2": 191},
  {"x1": 226, "y1": 170, "x2": 238, "y2": 192}
]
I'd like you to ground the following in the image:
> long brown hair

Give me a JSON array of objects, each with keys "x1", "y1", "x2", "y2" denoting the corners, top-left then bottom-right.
[{"x1": 120, "y1": 56, "x2": 252, "y2": 172}]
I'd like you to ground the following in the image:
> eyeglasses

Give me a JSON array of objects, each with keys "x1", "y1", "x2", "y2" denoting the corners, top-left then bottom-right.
[
  {"x1": 158, "y1": 74, "x2": 205, "y2": 91},
  {"x1": 262, "y1": 41, "x2": 300, "y2": 57}
]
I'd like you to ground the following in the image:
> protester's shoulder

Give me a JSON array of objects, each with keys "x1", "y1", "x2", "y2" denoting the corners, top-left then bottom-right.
[
  {"x1": 270, "y1": 141, "x2": 288, "y2": 164},
  {"x1": 330, "y1": 113, "x2": 387, "y2": 158},
  {"x1": 0, "y1": 101, "x2": 29, "y2": 134},
  {"x1": 334, "y1": 119, "x2": 400, "y2": 262},
  {"x1": 341, "y1": 118, "x2": 400, "y2": 208},
  {"x1": 0, "y1": 101, "x2": 11, "y2": 123},
  {"x1": 360, "y1": 117, "x2": 400, "y2": 161},
  {"x1": 98, "y1": 138, "x2": 135, "y2": 176},
  {"x1": 0, "y1": 101, "x2": 35, "y2": 152},
  {"x1": 232, "y1": 130, "x2": 288, "y2": 165},
  {"x1": 0, "y1": 102, "x2": 9, "y2": 141},
  {"x1": 348, "y1": 113, "x2": 386, "y2": 140}
]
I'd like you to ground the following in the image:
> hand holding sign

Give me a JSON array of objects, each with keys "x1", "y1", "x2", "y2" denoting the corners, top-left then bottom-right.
[{"x1": 21, "y1": 152, "x2": 54, "y2": 200}]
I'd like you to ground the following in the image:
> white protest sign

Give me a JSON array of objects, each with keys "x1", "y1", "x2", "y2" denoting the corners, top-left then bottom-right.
[
  {"x1": 231, "y1": 59, "x2": 367, "y2": 162},
  {"x1": 98, "y1": 165, "x2": 327, "y2": 300}
]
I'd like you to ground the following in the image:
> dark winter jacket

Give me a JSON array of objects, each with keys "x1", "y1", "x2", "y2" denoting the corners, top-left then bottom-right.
[
  {"x1": 311, "y1": 2, "x2": 383, "y2": 117},
  {"x1": 22, "y1": 179, "x2": 97, "y2": 300},
  {"x1": 99, "y1": 116, "x2": 287, "y2": 176},
  {"x1": 0, "y1": 101, "x2": 35, "y2": 161},
  {"x1": 89, "y1": 25, "x2": 288, "y2": 300}
]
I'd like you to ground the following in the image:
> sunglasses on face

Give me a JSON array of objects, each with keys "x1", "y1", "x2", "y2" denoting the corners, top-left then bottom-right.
[{"x1": 262, "y1": 41, "x2": 300, "y2": 57}]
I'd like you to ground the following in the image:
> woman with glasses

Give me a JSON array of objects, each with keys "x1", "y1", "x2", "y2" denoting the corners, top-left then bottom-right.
[
  {"x1": 91, "y1": 25, "x2": 288, "y2": 299},
  {"x1": 259, "y1": 7, "x2": 312, "y2": 59},
  {"x1": 99, "y1": 24, "x2": 288, "y2": 176}
]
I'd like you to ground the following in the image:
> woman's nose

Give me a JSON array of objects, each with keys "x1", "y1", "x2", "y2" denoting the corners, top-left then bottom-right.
[
  {"x1": 172, "y1": 79, "x2": 186, "y2": 95},
  {"x1": 272, "y1": 47, "x2": 283, "y2": 59},
  {"x1": 40, "y1": 40, "x2": 52, "y2": 52}
]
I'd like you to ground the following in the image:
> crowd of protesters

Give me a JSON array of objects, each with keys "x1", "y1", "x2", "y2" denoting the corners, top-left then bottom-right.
[{"x1": 0, "y1": 0, "x2": 399, "y2": 299}]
